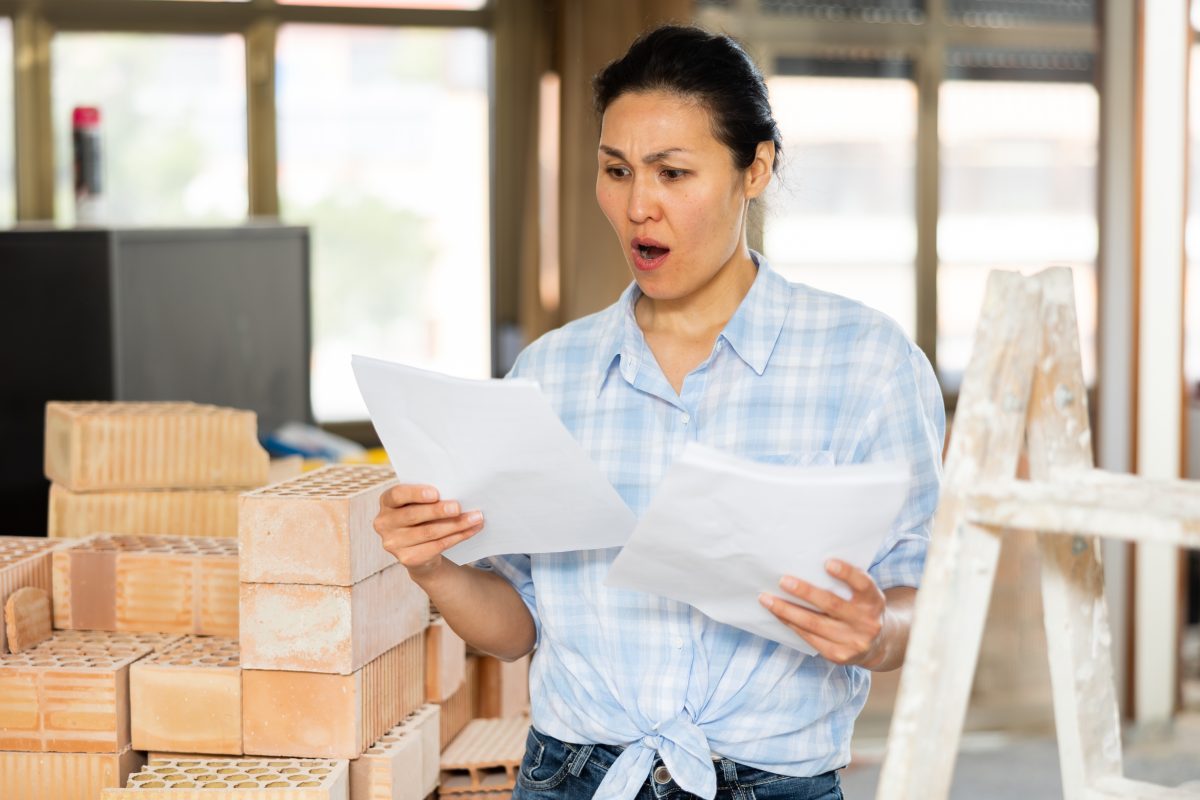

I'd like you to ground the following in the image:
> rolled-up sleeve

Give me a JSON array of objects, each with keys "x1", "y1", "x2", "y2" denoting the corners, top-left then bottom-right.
[{"x1": 853, "y1": 344, "x2": 946, "y2": 591}]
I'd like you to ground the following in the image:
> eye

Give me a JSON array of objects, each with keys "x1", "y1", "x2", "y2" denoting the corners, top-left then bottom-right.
[
  {"x1": 605, "y1": 165, "x2": 630, "y2": 179},
  {"x1": 661, "y1": 168, "x2": 688, "y2": 181}
]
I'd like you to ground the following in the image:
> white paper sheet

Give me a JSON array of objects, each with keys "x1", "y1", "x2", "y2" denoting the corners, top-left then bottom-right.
[
  {"x1": 352, "y1": 355, "x2": 636, "y2": 564},
  {"x1": 605, "y1": 442, "x2": 909, "y2": 654}
]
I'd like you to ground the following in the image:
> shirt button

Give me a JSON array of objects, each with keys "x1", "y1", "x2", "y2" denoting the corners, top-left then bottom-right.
[
  {"x1": 673, "y1": 636, "x2": 684, "y2": 650},
  {"x1": 654, "y1": 766, "x2": 672, "y2": 784},
  {"x1": 681, "y1": 413, "x2": 690, "y2": 425}
]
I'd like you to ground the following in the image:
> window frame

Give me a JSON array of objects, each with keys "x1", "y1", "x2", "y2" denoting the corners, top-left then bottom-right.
[{"x1": 697, "y1": 0, "x2": 1099, "y2": 409}]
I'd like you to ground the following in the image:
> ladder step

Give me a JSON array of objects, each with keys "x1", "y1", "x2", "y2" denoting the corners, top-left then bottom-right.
[
  {"x1": 1086, "y1": 776, "x2": 1200, "y2": 799},
  {"x1": 965, "y1": 470, "x2": 1200, "y2": 547}
]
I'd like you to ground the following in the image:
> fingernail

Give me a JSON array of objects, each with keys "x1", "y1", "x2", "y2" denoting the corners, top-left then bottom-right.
[
  {"x1": 467, "y1": 511, "x2": 482, "y2": 523},
  {"x1": 827, "y1": 560, "x2": 842, "y2": 575},
  {"x1": 422, "y1": 488, "x2": 436, "y2": 501},
  {"x1": 758, "y1": 593, "x2": 774, "y2": 609},
  {"x1": 779, "y1": 576, "x2": 798, "y2": 592},
  {"x1": 445, "y1": 502, "x2": 459, "y2": 515}
]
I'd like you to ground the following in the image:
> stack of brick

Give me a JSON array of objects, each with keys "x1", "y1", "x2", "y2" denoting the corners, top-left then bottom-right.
[
  {"x1": 45, "y1": 402, "x2": 269, "y2": 540},
  {"x1": 104, "y1": 757, "x2": 350, "y2": 799},
  {"x1": 0, "y1": 536, "x2": 61, "y2": 654},
  {"x1": 0, "y1": 629, "x2": 181, "y2": 799},
  {"x1": 439, "y1": 717, "x2": 528, "y2": 800},
  {"x1": 351, "y1": 705, "x2": 441, "y2": 800},
  {"x1": 239, "y1": 466, "x2": 430, "y2": 761}
]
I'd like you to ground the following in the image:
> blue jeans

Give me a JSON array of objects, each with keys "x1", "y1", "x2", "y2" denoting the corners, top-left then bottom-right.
[{"x1": 512, "y1": 726, "x2": 845, "y2": 800}]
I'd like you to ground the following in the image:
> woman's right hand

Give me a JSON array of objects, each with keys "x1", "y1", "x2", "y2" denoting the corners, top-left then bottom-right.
[{"x1": 374, "y1": 485, "x2": 484, "y2": 576}]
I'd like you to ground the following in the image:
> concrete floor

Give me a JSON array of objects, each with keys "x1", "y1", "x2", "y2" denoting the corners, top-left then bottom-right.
[{"x1": 841, "y1": 713, "x2": 1200, "y2": 799}]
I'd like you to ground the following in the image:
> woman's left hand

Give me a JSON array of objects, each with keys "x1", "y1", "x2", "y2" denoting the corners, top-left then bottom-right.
[{"x1": 758, "y1": 559, "x2": 889, "y2": 669}]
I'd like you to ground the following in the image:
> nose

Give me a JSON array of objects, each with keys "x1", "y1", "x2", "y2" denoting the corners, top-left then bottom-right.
[{"x1": 626, "y1": 175, "x2": 661, "y2": 223}]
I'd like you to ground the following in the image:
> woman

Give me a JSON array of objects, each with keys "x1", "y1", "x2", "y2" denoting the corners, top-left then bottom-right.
[{"x1": 374, "y1": 25, "x2": 944, "y2": 800}]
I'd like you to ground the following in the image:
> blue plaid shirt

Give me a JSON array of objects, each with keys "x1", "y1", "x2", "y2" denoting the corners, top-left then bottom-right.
[{"x1": 479, "y1": 253, "x2": 945, "y2": 800}]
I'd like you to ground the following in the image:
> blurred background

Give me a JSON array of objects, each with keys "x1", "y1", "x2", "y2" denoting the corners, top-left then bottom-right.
[{"x1": 0, "y1": 0, "x2": 1197, "y2": 795}]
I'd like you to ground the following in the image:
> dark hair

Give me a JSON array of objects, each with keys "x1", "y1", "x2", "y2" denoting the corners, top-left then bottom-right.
[{"x1": 593, "y1": 25, "x2": 782, "y2": 174}]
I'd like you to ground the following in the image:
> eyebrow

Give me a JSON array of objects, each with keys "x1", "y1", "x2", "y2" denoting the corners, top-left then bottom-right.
[{"x1": 599, "y1": 145, "x2": 688, "y2": 164}]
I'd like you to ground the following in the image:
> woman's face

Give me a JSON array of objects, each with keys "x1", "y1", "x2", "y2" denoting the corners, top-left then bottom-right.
[{"x1": 595, "y1": 89, "x2": 771, "y2": 302}]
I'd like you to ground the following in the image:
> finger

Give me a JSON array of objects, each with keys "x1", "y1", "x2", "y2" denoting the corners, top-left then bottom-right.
[
  {"x1": 826, "y1": 560, "x2": 878, "y2": 597},
  {"x1": 386, "y1": 522, "x2": 484, "y2": 568},
  {"x1": 777, "y1": 576, "x2": 851, "y2": 618},
  {"x1": 388, "y1": 500, "x2": 466, "y2": 529},
  {"x1": 410, "y1": 511, "x2": 484, "y2": 545},
  {"x1": 436, "y1": 523, "x2": 485, "y2": 553},
  {"x1": 759, "y1": 593, "x2": 853, "y2": 642},
  {"x1": 380, "y1": 484, "x2": 439, "y2": 509},
  {"x1": 759, "y1": 594, "x2": 853, "y2": 661}
]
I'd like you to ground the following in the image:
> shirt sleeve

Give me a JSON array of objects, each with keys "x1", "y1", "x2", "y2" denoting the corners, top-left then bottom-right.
[
  {"x1": 851, "y1": 343, "x2": 946, "y2": 591},
  {"x1": 469, "y1": 348, "x2": 542, "y2": 647}
]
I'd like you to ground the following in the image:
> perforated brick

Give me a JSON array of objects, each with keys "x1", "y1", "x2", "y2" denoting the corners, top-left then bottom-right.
[
  {"x1": 0, "y1": 536, "x2": 60, "y2": 654},
  {"x1": 424, "y1": 615, "x2": 465, "y2": 704},
  {"x1": 242, "y1": 631, "x2": 425, "y2": 760},
  {"x1": 239, "y1": 466, "x2": 398, "y2": 586},
  {"x1": 104, "y1": 758, "x2": 349, "y2": 799},
  {"x1": 439, "y1": 656, "x2": 478, "y2": 750},
  {"x1": 45, "y1": 401, "x2": 269, "y2": 492},
  {"x1": 54, "y1": 535, "x2": 239, "y2": 637},
  {"x1": 0, "y1": 630, "x2": 182, "y2": 752},
  {"x1": 438, "y1": 717, "x2": 526, "y2": 796},
  {"x1": 131, "y1": 636, "x2": 242, "y2": 756},
  {"x1": 240, "y1": 562, "x2": 426, "y2": 675},
  {"x1": 5, "y1": 586, "x2": 51, "y2": 653},
  {"x1": 350, "y1": 705, "x2": 440, "y2": 800},
  {"x1": 0, "y1": 746, "x2": 145, "y2": 800},
  {"x1": 49, "y1": 484, "x2": 241, "y2": 540},
  {"x1": 475, "y1": 655, "x2": 529, "y2": 719}
]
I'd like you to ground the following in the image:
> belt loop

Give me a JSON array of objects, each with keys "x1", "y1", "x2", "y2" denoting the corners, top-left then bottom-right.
[
  {"x1": 721, "y1": 757, "x2": 738, "y2": 784},
  {"x1": 569, "y1": 744, "x2": 594, "y2": 777}
]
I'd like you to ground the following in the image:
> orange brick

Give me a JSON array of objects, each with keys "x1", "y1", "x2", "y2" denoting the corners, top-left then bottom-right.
[
  {"x1": 5, "y1": 587, "x2": 52, "y2": 653},
  {"x1": 48, "y1": 484, "x2": 241, "y2": 540},
  {"x1": 439, "y1": 657, "x2": 478, "y2": 750},
  {"x1": 475, "y1": 656, "x2": 529, "y2": 719},
  {"x1": 425, "y1": 615, "x2": 465, "y2": 704},
  {"x1": 53, "y1": 535, "x2": 239, "y2": 637},
  {"x1": 243, "y1": 632, "x2": 425, "y2": 760},
  {"x1": 239, "y1": 562, "x2": 426, "y2": 675},
  {"x1": 350, "y1": 705, "x2": 440, "y2": 800},
  {"x1": 44, "y1": 401, "x2": 269, "y2": 492},
  {"x1": 239, "y1": 466, "x2": 398, "y2": 586},
  {"x1": 0, "y1": 630, "x2": 181, "y2": 752},
  {"x1": 439, "y1": 717, "x2": 527, "y2": 796},
  {"x1": 131, "y1": 636, "x2": 242, "y2": 756},
  {"x1": 0, "y1": 536, "x2": 60, "y2": 654},
  {"x1": 104, "y1": 757, "x2": 349, "y2": 799},
  {"x1": 0, "y1": 746, "x2": 145, "y2": 799}
]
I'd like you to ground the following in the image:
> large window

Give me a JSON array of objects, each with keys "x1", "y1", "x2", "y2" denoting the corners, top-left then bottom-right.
[
  {"x1": 51, "y1": 32, "x2": 248, "y2": 226},
  {"x1": 276, "y1": 24, "x2": 490, "y2": 421},
  {"x1": 0, "y1": 18, "x2": 12, "y2": 227}
]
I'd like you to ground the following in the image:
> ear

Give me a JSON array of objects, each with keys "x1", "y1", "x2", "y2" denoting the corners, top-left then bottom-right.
[{"x1": 743, "y1": 141, "x2": 775, "y2": 200}]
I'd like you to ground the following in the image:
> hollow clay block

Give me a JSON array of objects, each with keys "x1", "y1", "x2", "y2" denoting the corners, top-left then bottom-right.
[
  {"x1": 439, "y1": 656, "x2": 479, "y2": 751},
  {"x1": 131, "y1": 636, "x2": 242, "y2": 756},
  {"x1": 239, "y1": 562, "x2": 427, "y2": 675},
  {"x1": 48, "y1": 484, "x2": 241, "y2": 540},
  {"x1": 349, "y1": 705, "x2": 441, "y2": 800},
  {"x1": 44, "y1": 401, "x2": 269, "y2": 492},
  {"x1": 0, "y1": 746, "x2": 145, "y2": 800},
  {"x1": 475, "y1": 655, "x2": 530, "y2": 719},
  {"x1": 53, "y1": 535, "x2": 239, "y2": 637},
  {"x1": 425, "y1": 615, "x2": 466, "y2": 704},
  {"x1": 242, "y1": 631, "x2": 425, "y2": 760},
  {"x1": 239, "y1": 465, "x2": 398, "y2": 586},
  {"x1": 439, "y1": 717, "x2": 528, "y2": 796},
  {"x1": 0, "y1": 630, "x2": 182, "y2": 752},
  {"x1": 5, "y1": 587, "x2": 51, "y2": 653},
  {"x1": 0, "y1": 536, "x2": 60, "y2": 654},
  {"x1": 103, "y1": 757, "x2": 349, "y2": 799}
]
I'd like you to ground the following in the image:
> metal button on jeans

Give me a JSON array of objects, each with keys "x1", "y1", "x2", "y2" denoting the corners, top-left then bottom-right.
[{"x1": 653, "y1": 765, "x2": 671, "y2": 784}]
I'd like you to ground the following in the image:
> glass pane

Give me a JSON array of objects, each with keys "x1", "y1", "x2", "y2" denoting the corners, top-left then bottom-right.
[
  {"x1": 949, "y1": 0, "x2": 1094, "y2": 26},
  {"x1": 760, "y1": 0, "x2": 924, "y2": 23},
  {"x1": 280, "y1": 0, "x2": 485, "y2": 7},
  {"x1": 764, "y1": 74, "x2": 918, "y2": 339},
  {"x1": 0, "y1": 18, "x2": 13, "y2": 227},
  {"x1": 277, "y1": 25, "x2": 490, "y2": 422},
  {"x1": 51, "y1": 33, "x2": 247, "y2": 226},
  {"x1": 938, "y1": 80, "x2": 1098, "y2": 390},
  {"x1": 1186, "y1": 43, "x2": 1200, "y2": 463}
]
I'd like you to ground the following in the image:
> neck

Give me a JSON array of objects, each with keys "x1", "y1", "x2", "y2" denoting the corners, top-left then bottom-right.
[{"x1": 636, "y1": 246, "x2": 758, "y2": 342}]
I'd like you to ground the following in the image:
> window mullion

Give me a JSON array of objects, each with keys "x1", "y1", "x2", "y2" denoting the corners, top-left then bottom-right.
[
  {"x1": 13, "y1": 8, "x2": 53, "y2": 222},
  {"x1": 246, "y1": 15, "x2": 278, "y2": 218}
]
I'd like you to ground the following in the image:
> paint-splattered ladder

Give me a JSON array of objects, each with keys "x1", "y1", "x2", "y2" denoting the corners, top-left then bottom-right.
[{"x1": 877, "y1": 268, "x2": 1200, "y2": 800}]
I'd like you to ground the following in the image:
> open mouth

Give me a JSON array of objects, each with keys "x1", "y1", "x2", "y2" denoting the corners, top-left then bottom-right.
[{"x1": 632, "y1": 239, "x2": 670, "y2": 270}]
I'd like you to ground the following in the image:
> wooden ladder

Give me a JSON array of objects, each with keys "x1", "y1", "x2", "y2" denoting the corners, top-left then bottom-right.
[{"x1": 876, "y1": 268, "x2": 1200, "y2": 800}]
